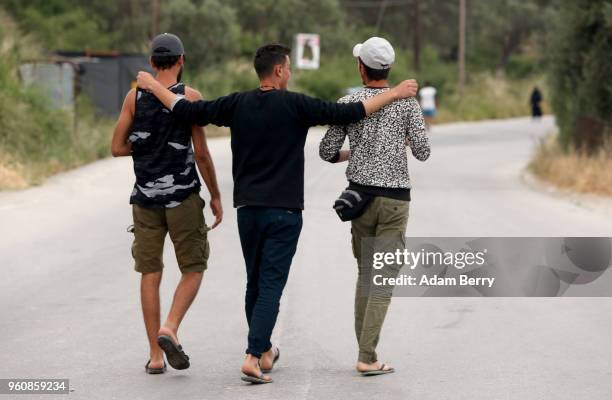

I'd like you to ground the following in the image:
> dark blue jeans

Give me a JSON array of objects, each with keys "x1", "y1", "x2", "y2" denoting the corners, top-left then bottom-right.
[{"x1": 237, "y1": 206, "x2": 303, "y2": 358}]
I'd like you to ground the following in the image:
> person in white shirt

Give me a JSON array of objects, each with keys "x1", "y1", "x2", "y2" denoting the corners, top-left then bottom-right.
[{"x1": 419, "y1": 82, "x2": 437, "y2": 129}]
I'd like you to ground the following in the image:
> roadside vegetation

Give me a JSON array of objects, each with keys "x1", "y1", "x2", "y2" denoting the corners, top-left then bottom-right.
[
  {"x1": 2, "y1": 0, "x2": 608, "y2": 191},
  {"x1": 529, "y1": 0, "x2": 612, "y2": 197},
  {"x1": 529, "y1": 135, "x2": 612, "y2": 197},
  {"x1": 0, "y1": 10, "x2": 112, "y2": 189}
]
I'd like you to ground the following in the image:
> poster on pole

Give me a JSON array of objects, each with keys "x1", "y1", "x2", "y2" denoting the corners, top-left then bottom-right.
[{"x1": 294, "y1": 33, "x2": 320, "y2": 70}]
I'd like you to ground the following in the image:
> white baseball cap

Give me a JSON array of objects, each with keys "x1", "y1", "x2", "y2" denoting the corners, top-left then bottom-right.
[{"x1": 353, "y1": 37, "x2": 395, "y2": 70}]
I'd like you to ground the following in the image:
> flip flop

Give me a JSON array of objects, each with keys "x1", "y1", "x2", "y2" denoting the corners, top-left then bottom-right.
[
  {"x1": 260, "y1": 347, "x2": 280, "y2": 373},
  {"x1": 241, "y1": 372, "x2": 273, "y2": 384},
  {"x1": 145, "y1": 360, "x2": 167, "y2": 374},
  {"x1": 157, "y1": 335, "x2": 190, "y2": 370},
  {"x1": 360, "y1": 363, "x2": 395, "y2": 376}
]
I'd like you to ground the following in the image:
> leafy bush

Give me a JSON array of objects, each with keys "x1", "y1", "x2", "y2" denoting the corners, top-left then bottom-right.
[
  {"x1": 437, "y1": 73, "x2": 546, "y2": 122},
  {"x1": 186, "y1": 60, "x2": 259, "y2": 99},
  {"x1": 294, "y1": 54, "x2": 361, "y2": 101},
  {"x1": 0, "y1": 8, "x2": 112, "y2": 188},
  {"x1": 548, "y1": 0, "x2": 612, "y2": 150},
  {"x1": 162, "y1": 0, "x2": 241, "y2": 74}
]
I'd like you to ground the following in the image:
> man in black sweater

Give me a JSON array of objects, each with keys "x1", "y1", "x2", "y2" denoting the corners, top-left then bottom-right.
[{"x1": 136, "y1": 43, "x2": 418, "y2": 383}]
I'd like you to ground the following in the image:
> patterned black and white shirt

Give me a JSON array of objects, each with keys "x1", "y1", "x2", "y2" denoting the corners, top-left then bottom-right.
[{"x1": 319, "y1": 87, "x2": 430, "y2": 193}]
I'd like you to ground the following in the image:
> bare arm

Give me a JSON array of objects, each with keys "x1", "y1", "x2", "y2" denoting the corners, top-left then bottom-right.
[
  {"x1": 111, "y1": 89, "x2": 135, "y2": 157},
  {"x1": 186, "y1": 87, "x2": 223, "y2": 229}
]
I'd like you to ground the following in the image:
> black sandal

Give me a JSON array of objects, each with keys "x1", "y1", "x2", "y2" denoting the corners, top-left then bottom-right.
[
  {"x1": 360, "y1": 363, "x2": 395, "y2": 376},
  {"x1": 145, "y1": 360, "x2": 167, "y2": 374},
  {"x1": 241, "y1": 372, "x2": 273, "y2": 384},
  {"x1": 157, "y1": 335, "x2": 190, "y2": 370}
]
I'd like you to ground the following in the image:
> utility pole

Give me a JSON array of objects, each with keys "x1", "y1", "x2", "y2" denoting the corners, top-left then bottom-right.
[
  {"x1": 412, "y1": 0, "x2": 421, "y2": 72},
  {"x1": 458, "y1": 0, "x2": 466, "y2": 94},
  {"x1": 151, "y1": 0, "x2": 160, "y2": 38},
  {"x1": 375, "y1": 0, "x2": 388, "y2": 34}
]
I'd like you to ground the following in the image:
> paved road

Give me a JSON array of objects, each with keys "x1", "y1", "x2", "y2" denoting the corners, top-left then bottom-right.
[{"x1": 1, "y1": 116, "x2": 611, "y2": 399}]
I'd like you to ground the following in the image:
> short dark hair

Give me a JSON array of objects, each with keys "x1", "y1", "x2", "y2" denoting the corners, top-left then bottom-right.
[
  {"x1": 359, "y1": 58, "x2": 390, "y2": 81},
  {"x1": 151, "y1": 55, "x2": 182, "y2": 70},
  {"x1": 254, "y1": 44, "x2": 291, "y2": 79}
]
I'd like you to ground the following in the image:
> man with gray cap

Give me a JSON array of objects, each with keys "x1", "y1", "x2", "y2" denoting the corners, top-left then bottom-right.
[
  {"x1": 111, "y1": 33, "x2": 222, "y2": 374},
  {"x1": 320, "y1": 37, "x2": 430, "y2": 376}
]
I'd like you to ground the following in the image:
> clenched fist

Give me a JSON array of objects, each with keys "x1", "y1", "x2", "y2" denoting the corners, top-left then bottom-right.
[
  {"x1": 136, "y1": 71, "x2": 157, "y2": 91},
  {"x1": 392, "y1": 79, "x2": 419, "y2": 99}
]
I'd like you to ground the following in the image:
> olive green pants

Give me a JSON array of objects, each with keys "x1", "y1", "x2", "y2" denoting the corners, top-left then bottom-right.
[{"x1": 351, "y1": 196, "x2": 409, "y2": 363}]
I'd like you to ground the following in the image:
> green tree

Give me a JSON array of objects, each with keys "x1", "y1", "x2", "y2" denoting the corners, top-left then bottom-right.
[
  {"x1": 228, "y1": 0, "x2": 353, "y2": 57},
  {"x1": 1, "y1": 0, "x2": 152, "y2": 52},
  {"x1": 548, "y1": 0, "x2": 612, "y2": 150},
  {"x1": 343, "y1": 0, "x2": 459, "y2": 68},
  {"x1": 469, "y1": 0, "x2": 554, "y2": 76},
  {"x1": 161, "y1": 0, "x2": 241, "y2": 73}
]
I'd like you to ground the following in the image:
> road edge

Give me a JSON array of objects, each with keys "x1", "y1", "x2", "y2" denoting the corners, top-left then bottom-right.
[{"x1": 521, "y1": 169, "x2": 612, "y2": 218}]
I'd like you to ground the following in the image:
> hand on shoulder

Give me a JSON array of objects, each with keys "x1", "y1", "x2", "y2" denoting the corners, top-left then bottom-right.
[{"x1": 185, "y1": 86, "x2": 203, "y2": 101}]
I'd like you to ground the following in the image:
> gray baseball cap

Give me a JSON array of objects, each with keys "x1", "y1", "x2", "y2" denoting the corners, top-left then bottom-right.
[
  {"x1": 150, "y1": 33, "x2": 184, "y2": 56},
  {"x1": 353, "y1": 37, "x2": 395, "y2": 70}
]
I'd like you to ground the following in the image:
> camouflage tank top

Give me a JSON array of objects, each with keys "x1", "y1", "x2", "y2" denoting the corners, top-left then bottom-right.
[{"x1": 129, "y1": 82, "x2": 200, "y2": 208}]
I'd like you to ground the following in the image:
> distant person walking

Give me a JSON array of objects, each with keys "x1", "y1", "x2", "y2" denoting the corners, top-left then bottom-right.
[
  {"x1": 530, "y1": 86, "x2": 543, "y2": 119},
  {"x1": 320, "y1": 37, "x2": 431, "y2": 376},
  {"x1": 136, "y1": 43, "x2": 420, "y2": 384},
  {"x1": 419, "y1": 81, "x2": 437, "y2": 129},
  {"x1": 111, "y1": 33, "x2": 223, "y2": 375}
]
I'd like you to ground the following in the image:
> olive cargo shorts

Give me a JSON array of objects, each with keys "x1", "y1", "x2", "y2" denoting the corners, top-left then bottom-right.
[
  {"x1": 130, "y1": 193, "x2": 210, "y2": 274},
  {"x1": 351, "y1": 196, "x2": 409, "y2": 363}
]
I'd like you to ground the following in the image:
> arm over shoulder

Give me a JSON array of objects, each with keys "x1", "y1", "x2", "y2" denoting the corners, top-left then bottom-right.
[
  {"x1": 173, "y1": 91, "x2": 240, "y2": 127},
  {"x1": 287, "y1": 91, "x2": 366, "y2": 127}
]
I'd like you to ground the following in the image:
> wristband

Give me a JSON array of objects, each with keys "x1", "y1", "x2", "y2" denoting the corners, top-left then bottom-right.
[{"x1": 170, "y1": 95, "x2": 186, "y2": 111}]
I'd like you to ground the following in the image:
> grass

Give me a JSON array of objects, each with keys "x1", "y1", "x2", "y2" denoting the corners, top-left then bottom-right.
[
  {"x1": 436, "y1": 73, "x2": 549, "y2": 123},
  {"x1": 0, "y1": 96, "x2": 114, "y2": 189},
  {"x1": 0, "y1": 152, "x2": 27, "y2": 189},
  {"x1": 529, "y1": 135, "x2": 612, "y2": 197},
  {"x1": 0, "y1": 9, "x2": 113, "y2": 190}
]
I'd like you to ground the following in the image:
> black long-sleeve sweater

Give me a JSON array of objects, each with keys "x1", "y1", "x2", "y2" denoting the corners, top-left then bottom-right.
[{"x1": 172, "y1": 88, "x2": 366, "y2": 209}]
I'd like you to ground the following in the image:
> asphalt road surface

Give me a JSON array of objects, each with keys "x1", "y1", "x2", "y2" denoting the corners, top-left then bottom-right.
[{"x1": 1, "y1": 116, "x2": 611, "y2": 399}]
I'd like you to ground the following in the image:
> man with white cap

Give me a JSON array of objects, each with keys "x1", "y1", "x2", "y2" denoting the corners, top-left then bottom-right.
[{"x1": 320, "y1": 37, "x2": 431, "y2": 376}]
